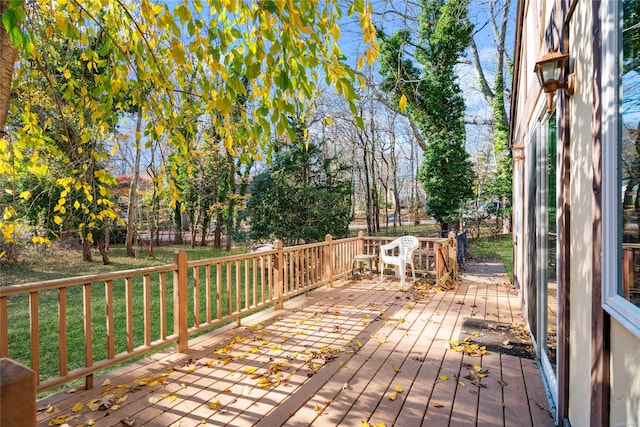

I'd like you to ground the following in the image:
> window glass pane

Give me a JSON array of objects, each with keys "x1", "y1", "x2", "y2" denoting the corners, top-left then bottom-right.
[
  {"x1": 547, "y1": 112, "x2": 557, "y2": 370},
  {"x1": 621, "y1": 0, "x2": 640, "y2": 306}
]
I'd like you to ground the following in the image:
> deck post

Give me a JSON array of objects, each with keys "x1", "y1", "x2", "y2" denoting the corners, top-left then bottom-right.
[
  {"x1": 173, "y1": 250, "x2": 188, "y2": 352},
  {"x1": 274, "y1": 240, "x2": 284, "y2": 310},
  {"x1": 448, "y1": 231, "x2": 458, "y2": 279},
  {"x1": 325, "y1": 234, "x2": 334, "y2": 288},
  {"x1": 0, "y1": 358, "x2": 36, "y2": 427},
  {"x1": 357, "y1": 231, "x2": 365, "y2": 254},
  {"x1": 434, "y1": 241, "x2": 442, "y2": 282}
]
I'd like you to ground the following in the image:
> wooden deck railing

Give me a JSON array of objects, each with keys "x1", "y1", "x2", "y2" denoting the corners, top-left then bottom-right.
[{"x1": 0, "y1": 233, "x2": 457, "y2": 394}]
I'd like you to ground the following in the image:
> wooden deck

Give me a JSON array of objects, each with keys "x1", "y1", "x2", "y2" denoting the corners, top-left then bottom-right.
[{"x1": 37, "y1": 259, "x2": 555, "y2": 427}]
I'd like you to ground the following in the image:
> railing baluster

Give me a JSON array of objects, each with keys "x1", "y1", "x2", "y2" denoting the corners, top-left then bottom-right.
[
  {"x1": 143, "y1": 274, "x2": 151, "y2": 346},
  {"x1": 105, "y1": 280, "x2": 115, "y2": 359},
  {"x1": 206, "y1": 265, "x2": 212, "y2": 323},
  {"x1": 193, "y1": 266, "x2": 200, "y2": 327},
  {"x1": 83, "y1": 283, "x2": 93, "y2": 389},
  {"x1": 216, "y1": 262, "x2": 222, "y2": 319},
  {"x1": 159, "y1": 273, "x2": 166, "y2": 341},
  {"x1": 0, "y1": 296, "x2": 8, "y2": 357},
  {"x1": 244, "y1": 258, "x2": 249, "y2": 309},
  {"x1": 253, "y1": 258, "x2": 258, "y2": 306},
  {"x1": 226, "y1": 261, "x2": 232, "y2": 316},
  {"x1": 235, "y1": 260, "x2": 241, "y2": 325},
  {"x1": 58, "y1": 288, "x2": 68, "y2": 377},
  {"x1": 125, "y1": 277, "x2": 134, "y2": 352},
  {"x1": 29, "y1": 291, "x2": 40, "y2": 384}
]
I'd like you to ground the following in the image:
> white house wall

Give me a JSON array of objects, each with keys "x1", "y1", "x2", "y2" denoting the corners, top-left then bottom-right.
[
  {"x1": 568, "y1": 2, "x2": 594, "y2": 425},
  {"x1": 511, "y1": 1, "x2": 640, "y2": 425}
]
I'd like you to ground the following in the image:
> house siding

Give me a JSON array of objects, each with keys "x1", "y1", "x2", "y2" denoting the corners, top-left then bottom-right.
[
  {"x1": 512, "y1": 0, "x2": 640, "y2": 425},
  {"x1": 569, "y1": 3, "x2": 594, "y2": 426}
]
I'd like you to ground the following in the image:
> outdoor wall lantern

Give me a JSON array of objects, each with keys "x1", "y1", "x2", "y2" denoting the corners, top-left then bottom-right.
[
  {"x1": 534, "y1": 50, "x2": 575, "y2": 110},
  {"x1": 511, "y1": 144, "x2": 525, "y2": 161}
]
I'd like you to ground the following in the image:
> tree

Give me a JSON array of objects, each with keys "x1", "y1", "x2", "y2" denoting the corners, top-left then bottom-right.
[
  {"x1": 378, "y1": 0, "x2": 475, "y2": 231},
  {"x1": 246, "y1": 138, "x2": 353, "y2": 245},
  {"x1": 0, "y1": 0, "x2": 378, "y2": 256},
  {"x1": 466, "y1": 0, "x2": 513, "y2": 231}
]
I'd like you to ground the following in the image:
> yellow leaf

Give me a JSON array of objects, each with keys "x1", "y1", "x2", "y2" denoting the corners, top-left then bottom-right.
[
  {"x1": 376, "y1": 424, "x2": 386, "y2": 427},
  {"x1": 393, "y1": 366, "x2": 401, "y2": 373},
  {"x1": 169, "y1": 394, "x2": 178, "y2": 402},
  {"x1": 438, "y1": 375, "x2": 449, "y2": 380},
  {"x1": 71, "y1": 402, "x2": 83, "y2": 412},
  {"x1": 54, "y1": 216, "x2": 62, "y2": 225},
  {"x1": 388, "y1": 392, "x2": 397, "y2": 401},
  {"x1": 395, "y1": 385, "x2": 403, "y2": 393},
  {"x1": 209, "y1": 399, "x2": 220, "y2": 410},
  {"x1": 47, "y1": 414, "x2": 70, "y2": 426},
  {"x1": 64, "y1": 69, "x2": 71, "y2": 79},
  {"x1": 357, "y1": 56, "x2": 365, "y2": 71},
  {"x1": 431, "y1": 402, "x2": 445, "y2": 408},
  {"x1": 458, "y1": 380, "x2": 466, "y2": 387},
  {"x1": 399, "y1": 93, "x2": 408, "y2": 111},
  {"x1": 243, "y1": 367, "x2": 258, "y2": 374}
]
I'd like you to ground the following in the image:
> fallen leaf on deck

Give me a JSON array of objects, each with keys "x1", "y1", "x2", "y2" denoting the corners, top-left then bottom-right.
[
  {"x1": 46, "y1": 404, "x2": 56, "y2": 413},
  {"x1": 388, "y1": 392, "x2": 397, "y2": 401},
  {"x1": 498, "y1": 379, "x2": 508, "y2": 386},
  {"x1": 148, "y1": 397, "x2": 159, "y2": 404},
  {"x1": 120, "y1": 417, "x2": 135, "y2": 426},
  {"x1": 47, "y1": 414, "x2": 71, "y2": 426},
  {"x1": 393, "y1": 366, "x2": 401, "y2": 373},
  {"x1": 431, "y1": 402, "x2": 445, "y2": 408},
  {"x1": 71, "y1": 402, "x2": 83, "y2": 413},
  {"x1": 395, "y1": 385, "x2": 403, "y2": 393},
  {"x1": 438, "y1": 375, "x2": 449, "y2": 380},
  {"x1": 101, "y1": 379, "x2": 111, "y2": 386},
  {"x1": 87, "y1": 399, "x2": 101, "y2": 411},
  {"x1": 210, "y1": 399, "x2": 220, "y2": 410}
]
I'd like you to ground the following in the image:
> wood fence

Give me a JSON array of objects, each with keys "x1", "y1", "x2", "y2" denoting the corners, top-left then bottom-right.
[{"x1": 0, "y1": 232, "x2": 457, "y2": 394}]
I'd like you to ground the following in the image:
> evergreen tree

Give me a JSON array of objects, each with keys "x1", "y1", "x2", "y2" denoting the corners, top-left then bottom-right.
[
  {"x1": 247, "y1": 140, "x2": 352, "y2": 245},
  {"x1": 378, "y1": 0, "x2": 474, "y2": 231}
]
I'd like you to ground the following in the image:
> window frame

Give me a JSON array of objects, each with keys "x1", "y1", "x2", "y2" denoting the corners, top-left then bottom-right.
[{"x1": 602, "y1": 0, "x2": 640, "y2": 339}]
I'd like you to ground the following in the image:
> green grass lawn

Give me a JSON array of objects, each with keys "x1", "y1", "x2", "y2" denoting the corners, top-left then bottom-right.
[
  {"x1": 467, "y1": 233, "x2": 513, "y2": 281},
  {"x1": 1, "y1": 243, "x2": 252, "y2": 396},
  {"x1": 1, "y1": 244, "x2": 245, "y2": 287}
]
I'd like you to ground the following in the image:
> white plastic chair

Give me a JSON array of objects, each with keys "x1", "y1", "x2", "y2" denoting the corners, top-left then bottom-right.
[{"x1": 379, "y1": 236, "x2": 420, "y2": 286}]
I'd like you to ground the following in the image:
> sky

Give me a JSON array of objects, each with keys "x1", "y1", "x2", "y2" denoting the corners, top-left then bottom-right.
[{"x1": 336, "y1": 0, "x2": 516, "y2": 157}]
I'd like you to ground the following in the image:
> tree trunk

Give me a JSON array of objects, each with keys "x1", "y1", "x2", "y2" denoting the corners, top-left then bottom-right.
[
  {"x1": 82, "y1": 238, "x2": 92, "y2": 262},
  {"x1": 225, "y1": 152, "x2": 235, "y2": 251},
  {"x1": 125, "y1": 109, "x2": 142, "y2": 257},
  {"x1": 0, "y1": 1, "x2": 18, "y2": 134},
  {"x1": 98, "y1": 238, "x2": 109, "y2": 265}
]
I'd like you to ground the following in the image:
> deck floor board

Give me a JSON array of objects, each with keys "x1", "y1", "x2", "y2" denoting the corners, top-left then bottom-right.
[{"x1": 36, "y1": 259, "x2": 554, "y2": 427}]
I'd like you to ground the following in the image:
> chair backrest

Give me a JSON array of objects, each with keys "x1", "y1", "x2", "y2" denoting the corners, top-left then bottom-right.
[{"x1": 397, "y1": 236, "x2": 419, "y2": 260}]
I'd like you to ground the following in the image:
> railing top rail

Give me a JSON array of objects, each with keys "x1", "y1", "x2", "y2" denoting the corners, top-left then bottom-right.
[
  {"x1": 0, "y1": 263, "x2": 176, "y2": 297},
  {"x1": 364, "y1": 236, "x2": 450, "y2": 243},
  {"x1": 187, "y1": 250, "x2": 276, "y2": 267}
]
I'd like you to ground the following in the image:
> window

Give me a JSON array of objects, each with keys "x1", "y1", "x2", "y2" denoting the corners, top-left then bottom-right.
[{"x1": 602, "y1": 0, "x2": 640, "y2": 337}]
